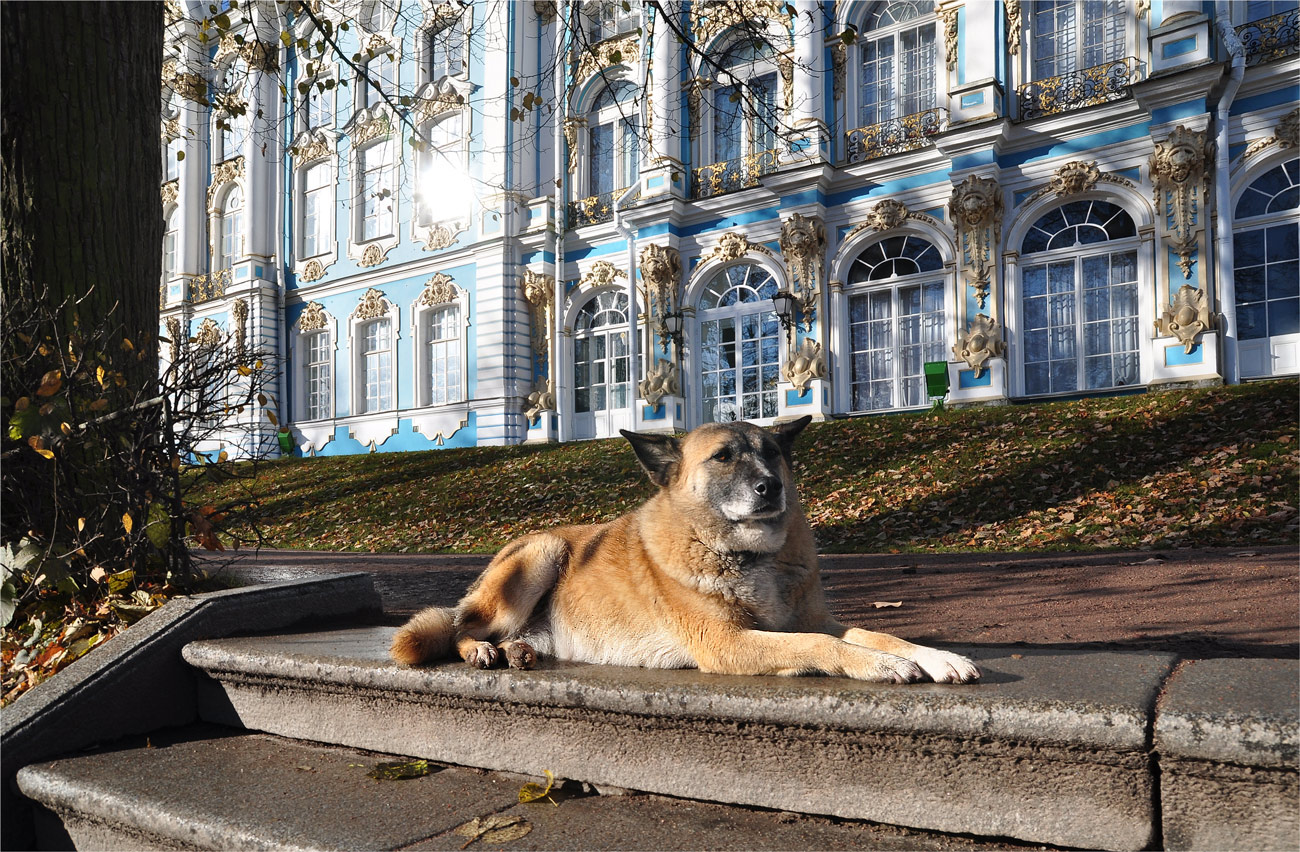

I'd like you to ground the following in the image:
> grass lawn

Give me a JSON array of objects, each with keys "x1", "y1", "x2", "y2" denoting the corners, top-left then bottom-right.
[{"x1": 198, "y1": 379, "x2": 1298, "y2": 555}]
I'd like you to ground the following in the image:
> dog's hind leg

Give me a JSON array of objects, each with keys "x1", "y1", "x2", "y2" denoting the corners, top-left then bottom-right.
[{"x1": 454, "y1": 533, "x2": 568, "y2": 668}]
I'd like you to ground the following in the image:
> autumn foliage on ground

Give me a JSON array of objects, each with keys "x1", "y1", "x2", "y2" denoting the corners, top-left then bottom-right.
[{"x1": 199, "y1": 379, "x2": 1297, "y2": 555}]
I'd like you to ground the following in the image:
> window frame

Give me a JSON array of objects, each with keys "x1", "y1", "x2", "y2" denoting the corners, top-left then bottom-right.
[
  {"x1": 583, "y1": 79, "x2": 641, "y2": 199},
  {"x1": 1230, "y1": 156, "x2": 1300, "y2": 371},
  {"x1": 701, "y1": 38, "x2": 783, "y2": 168},
  {"x1": 411, "y1": 284, "x2": 469, "y2": 409},
  {"x1": 1023, "y1": 0, "x2": 1131, "y2": 83},
  {"x1": 571, "y1": 288, "x2": 632, "y2": 416},
  {"x1": 855, "y1": 1, "x2": 940, "y2": 129},
  {"x1": 356, "y1": 138, "x2": 397, "y2": 244},
  {"x1": 214, "y1": 185, "x2": 244, "y2": 272},
  {"x1": 302, "y1": 328, "x2": 334, "y2": 422},
  {"x1": 693, "y1": 261, "x2": 784, "y2": 425}
]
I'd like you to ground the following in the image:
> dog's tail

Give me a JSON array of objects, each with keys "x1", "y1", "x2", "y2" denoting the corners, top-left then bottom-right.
[{"x1": 390, "y1": 605, "x2": 456, "y2": 665}]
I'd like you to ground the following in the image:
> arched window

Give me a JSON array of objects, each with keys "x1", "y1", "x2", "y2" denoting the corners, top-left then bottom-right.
[
  {"x1": 859, "y1": 1, "x2": 937, "y2": 127},
  {"x1": 1233, "y1": 157, "x2": 1299, "y2": 378},
  {"x1": 1019, "y1": 200, "x2": 1139, "y2": 396},
  {"x1": 163, "y1": 208, "x2": 178, "y2": 284},
  {"x1": 1029, "y1": 0, "x2": 1126, "y2": 81},
  {"x1": 424, "y1": 304, "x2": 463, "y2": 406},
  {"x1": 361, "y1": 317, "x2": 393, "y2": 413},
  {"x1": 844, "y1": 234, "x2": 946, "y2": 411},
  {"x1": 573, "y1": 290, "x2": 631, "y2": 416},
  {"x1": 303, "y1": 329, "x2": 333, "y2": 421},
  {"x1": 713, "y1": 39, "x2": 779, "y2": 165},
  {"x1": 588, "y1": 80, "x2": 640, "y2": 199},
  {"x1": 218, "y1": 187, "x2": 243, "y2": 271},
  {"x1": 426, "y1": 11, "x2": 466, "y2": 80},
  {"x1": 416, "y1": 111, "x2": 467, "y2": 225},
  {"x1": 301, "y1": 162, "x2": 331, "y2": 259},
  {"x1": 698, "y1": 263, "x2": 780, "y2": 422}
]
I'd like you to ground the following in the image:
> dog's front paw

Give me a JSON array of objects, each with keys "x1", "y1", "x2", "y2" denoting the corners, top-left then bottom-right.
[
  {"x1": 846, "y1": 650, "x2": 924, "y2": 683},
  {"x1": 466, "y1": 641, "x2": 499, "y2": 669},
  {"x1": 912, "y1": 647, "x2": 981, "y2": 683}
]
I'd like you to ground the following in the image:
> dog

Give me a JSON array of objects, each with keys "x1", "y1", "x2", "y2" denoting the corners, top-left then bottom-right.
[{"x1": 390, "y1": 416, "x2": 980, "y2": 684}]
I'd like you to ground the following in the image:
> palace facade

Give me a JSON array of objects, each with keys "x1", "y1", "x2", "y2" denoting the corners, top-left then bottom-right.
[{"x1": 159, "y1": 0, "x2": 1299, "y2": 457}]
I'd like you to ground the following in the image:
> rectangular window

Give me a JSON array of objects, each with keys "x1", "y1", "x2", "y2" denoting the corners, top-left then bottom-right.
[
  {"x1": 361, "y1": 141, "x2": 394, "y2": 241},
  {"x1": 428, "y1": 16, "x2": 465, "y2": 79},
  {"x1": 362, "y1": 318, "x2": 392, "y2": 413},
  {"x1": 163, "y1": 228, "x2": 177, "y2": 282},
  {"x1": 849, "y1": 281, "x2": 944, "y2": 411},
  {"x1": 304, "y1": 331, "x2": 332, "y2": 420},
  {"x1": 307, "y1": 82, "x2": 332, "y2": 130},
  {"x1": 302, "y1": 163, "x2": 330, "y2": 258},
  {"x1": 364, "y1": 55, "x2": 395, "y2": 109},
  {"x1": 426, "y1": 307, "x2": 462, "y2": 405}
]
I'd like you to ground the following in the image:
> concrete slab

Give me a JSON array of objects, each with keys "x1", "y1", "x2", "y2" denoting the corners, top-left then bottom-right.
[
  {"x1": 184, "y1": 626, "x2": 1178, "y2": 851},
  {"x1": 1, "y1": 573, "x2": 382, "y2": 851},
  {"x1": 1156, "y1": 658, "x2": 1300, "y2": 851},
  {"x1": 16, "y1": 726, "x2": 1044, "y2": 852}
]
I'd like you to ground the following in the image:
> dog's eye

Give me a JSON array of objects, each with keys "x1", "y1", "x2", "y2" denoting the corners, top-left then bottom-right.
[{"x1": 712, "y1": 448, "x2": 732, "y2": 463}]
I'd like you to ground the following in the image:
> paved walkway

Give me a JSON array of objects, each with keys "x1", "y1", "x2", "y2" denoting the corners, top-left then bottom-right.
[{"x1": 203, "y1": 544, "x2": 1298, "y2": 659}]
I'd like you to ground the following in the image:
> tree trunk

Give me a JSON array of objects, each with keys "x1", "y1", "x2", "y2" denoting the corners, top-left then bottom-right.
[{"x1": 2, "y1": 1, "x2": 164, "y2": 382}]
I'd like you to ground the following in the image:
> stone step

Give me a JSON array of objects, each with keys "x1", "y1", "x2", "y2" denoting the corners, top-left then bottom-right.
[
  {"x1": 182, "y1": 626, "x2": 1181, "y2": 851},
  {"x1": 15, "y1": 724, "x2": 1034, "y2": 852}
]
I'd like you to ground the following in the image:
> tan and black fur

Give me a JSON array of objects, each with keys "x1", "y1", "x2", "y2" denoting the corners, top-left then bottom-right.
[{"x1": 391, "y1": 416, "x2": 980, "y2": 684}]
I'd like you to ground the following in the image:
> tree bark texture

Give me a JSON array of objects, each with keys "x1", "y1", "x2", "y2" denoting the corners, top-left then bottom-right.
[{"x1": 2, "y1": 1, "x2": 164, "y2": 383}]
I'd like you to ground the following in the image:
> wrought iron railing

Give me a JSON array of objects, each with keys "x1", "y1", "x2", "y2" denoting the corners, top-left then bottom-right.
[
  {"x1": 188, "y1": 268, "x2": 231, "y2": 304},
  {"x1": 845, "y1": 107, "x2": 948, "y2": 164},
  {"x1": 566, "y1": 187, "x2": 624, "y2": 229},
  {"x1": 1015, "y1": 57, "x2": 1145, "y2": 122},
  {"x1": 1237, "y1": 8, "x2": 1299, "y2": 66},
  {"x1": 691, "y1": 148, "x2": 781, "y2": 200}
]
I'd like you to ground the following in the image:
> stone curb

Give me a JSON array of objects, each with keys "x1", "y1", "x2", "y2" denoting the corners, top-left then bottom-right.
[{"x1": 1, "y1": 572, "x2": 382, "y2": 851}]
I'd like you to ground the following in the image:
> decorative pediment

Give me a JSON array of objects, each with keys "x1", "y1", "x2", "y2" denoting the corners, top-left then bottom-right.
[
  {"x1": 575, "y1": 32, "x2": 641, "y2": 82},
  {"x1": 864, "y1": 199, "x2": 910, "y2": 232},
  {"x1": 348, "y1": 108, "x2": 392, "y2": 147},
  {"x1": 291, "y1": 130, "x2": 336, "y2": 164},
  {"x1": 351, "y1": 288, "x2": 391, "y2": 320},
  {"x1": 1049, "y1": 160, "x2": 1101, "y2": 197},
  {"x1": 300, "y1": 260, "x2": 327, "y2": 283},
  {"x1": 297, "y1": 301, "x2": 329, "y2": 332},
  {"x1": 358, "y1": 243, "x2": 389, "y2": 268},
  {"x1": 418, "y1": 273, "x2": 459, "y2": 306},
  {"x1": 702, "y1": 231, "x2": 776, "y2": 264},
  {"x1": 194, "y1": 317, "x2": 223, "y2": 347},
  {"x1": 418, "y1": 220, "x2": 468, "y2": 251},
  {"x1": 206, "y1": 156, "x2": 245, "y2": 211},
  {"x1": 580, "y1": 260, "x2": 627, "y2": 290},
  {"x1": 691, "y1": 1, "x2": 791, "y2": 47}
]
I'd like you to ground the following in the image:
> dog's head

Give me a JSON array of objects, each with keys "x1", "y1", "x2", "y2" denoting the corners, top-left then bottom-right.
[{"x1": 620, "y1": 416, "x2": 812, "y2": 552}]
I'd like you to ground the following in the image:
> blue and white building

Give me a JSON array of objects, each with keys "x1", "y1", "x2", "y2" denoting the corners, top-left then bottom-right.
[{"x1": 159, "y1": 0, "x2": 1299, "y2": 457}]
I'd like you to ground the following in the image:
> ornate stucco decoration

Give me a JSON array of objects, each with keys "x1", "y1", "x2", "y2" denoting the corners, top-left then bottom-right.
[
  {"x1": 639, "y1": 243, "x2": 682, "y2": 347},
  {"x1": 194, "y1": 318, "x2": 223, "y2": 348},
  {"x1": 419, "y1": 220, "x2": 467, "y2": 251},
  {"x1": 240, "y1": 40, "x2": 279, "y2": 72},
  {"x1": 581, "y1": 260, "x2": 627, "y2": 291},
  {"x1": 865, "y1": 198, "x2": 910, "y2": 232},
  {"x1": 533, "y1": 1, "x2": 557, "y2": 25},
  {"x1": 703, "y1": 231, "x2": 776, "y2": 265},
  {"x1": 231, "y1": 298, "x2": 249, "y2": 359},
  {"x1": 350, "y1": 111, "x2": 392, "y2": 147},
  {"x1": 161, "y1": 180, "x2": 179, "y2": 208},
  {"x1": 782, "y1": 337, "x2": 827, "y2": 392},
  {"x1": 418, "y1": 273, "x2": 459, "y2": 307},
  {"x1": 1005, "y1": 0, "x2": 1022, "y2": 55},
  {"x1": 639, "y1": 359, "x2": 680, "y2": 407},
  {"x1": 831, "y1": 41, "x2": 847, "y2": 102},
  {"x1": 522, "y1": 270, "x2": 556, "y2": 422},
  {"x1": 352, "y1": 288, "x2": 391, "y2": 321},
  {"x1": 562, "y1": 117, "x2": 585, "y2": 174},
  {"x1": 691, "y1": 1, "x2": 792, "y2": 46},
  {"x1": 778, "y1": 213, "x2": 825, "y2": 322},
  {"x1": 1156, "y1": 284, "x2": 1214, "y2": 353},
  {"x1": 300, "y1": 260, "x2": 326, "y2": 283},
  {"x1": 949, "y1": 175, "x2": 1003, "y2": 309},
  {"x1": 952, "y1": 314, "x2": 1005, "y2": 378},
  {"x1": 939, "y1": 6, "x2": 959, "y2": 72},
  {"x1": 575, "y1": 32, "x2": 640, "y2": 83},
  {"x1": 1240, "y1": 107, "x2": 1300, "y2": 164},
  {"x1": 172, "y1": 70, "x2": 207, "y2": 102},
  {"x1": 1049, "y1": 160, "x2": 1101, "y2": 197},
  {"x1": 359, "y1": 243, "x2": 389, "y2": 268},
  {"x1": 412, "y1": 91, "x2": 464, "y2": 122},
  {"x1": 297, "y1": 301, "x2": 329, "y2": 332},
  {"x1": 291, "y1": 130, "x2": 334, "y2": 164},
  {"x1": 686, "y1": 78, "x2": 711, "y2": 136},
  {"x1": 164, "y1": 0, "x2": 183, "y2": 25},
  {"x1": 1151, "y1": 125, "x2": 1211, "y2": 280},
  {"x1": 165, "y1": 316, "x2": 183, "y2": 363},
  {"x1": 206, "y1": 156, "x2": 245, "y2": 211}
]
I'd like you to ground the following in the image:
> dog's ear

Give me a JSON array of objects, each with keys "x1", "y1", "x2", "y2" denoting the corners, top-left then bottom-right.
[
  {"x1": 620, "y1": 430, "x2": 681, "y2": 488},
  {"x1": 770, "y1": 415, "x2": 813, "y2": 460}
]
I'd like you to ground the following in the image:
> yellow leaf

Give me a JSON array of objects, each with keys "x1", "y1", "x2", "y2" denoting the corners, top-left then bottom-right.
[
  {"x1": 255, "y1": 359, "x2": 264, "y2": 369},
  {"x1": 77, "y1": 517, "x2": 86, "y2": 532},
  {"x1": 518, "y1": 770, "x2": 555, "y2": 804},
  {"x1": 121, "y1": 338, "x2": 134, "y2": 351},
  {"x1": 266, "y1": 410, "x2": 279, "y2": 426},
  {"x1": 122, "y1": 513, "x2": 134, "y2": 535},
  {"x1": 217, "y1": 451, "x2": 229, "y2": 463},
  {"x1": 97, "y1": 366, "x2": 108, "y2": 388},
  {"x1": 35, "y1": 447, "x2": 54, "y2": 460},
  {"x1": 60, "y1": 422, "x2": 73, "y2": 436},
  {"x1": 237, "y1": 364, "x2": 252, "y2": 376}
]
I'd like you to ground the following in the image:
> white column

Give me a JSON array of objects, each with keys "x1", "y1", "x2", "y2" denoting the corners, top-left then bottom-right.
[
  {"x1": 176, "y1": 26, "x2": 210, "y2": 279},
  {"x1": 789, "y1": 0, "x2": 827, "y2": 160},
  {"x1": 645, "y1": 0, "x2": 684, "y2": 197}
]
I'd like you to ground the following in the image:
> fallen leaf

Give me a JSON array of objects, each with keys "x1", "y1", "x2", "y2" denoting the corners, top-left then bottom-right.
[
  {"x1": 519, "y1": 769, "x2": 555, "y2": 804},
  {"x1": 872, "y1": 601, "x2": 903, "y2": 608},
  {"x1": 367, "y1": 759, "x2": 434, "y2": 781}
]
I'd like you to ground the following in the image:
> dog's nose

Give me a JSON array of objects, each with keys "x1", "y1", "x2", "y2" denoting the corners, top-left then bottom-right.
[{"x1": 754, "y1": 477, "x2": 782, "y2": 499}]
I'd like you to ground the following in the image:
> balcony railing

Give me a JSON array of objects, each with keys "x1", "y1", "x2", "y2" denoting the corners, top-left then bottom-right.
[
  {"x1": 845, "y1": 107, "x2": 948, "y2": 164},
  {"x1": 566, "y1": 187, "x2": 625, "y2": 229},
  {"x1": 1015, "y1": 57, "x2": 1145, "y2": 122},
  {"x1": 1237, "y1": 8, "x2": 1299, "y2": 66},
  {"x1": 188, "y1": 268, "x2": 231, "y2": 304},
  {"x1": 691, "y1": 148, "x2": 780, "y2": 200}
]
